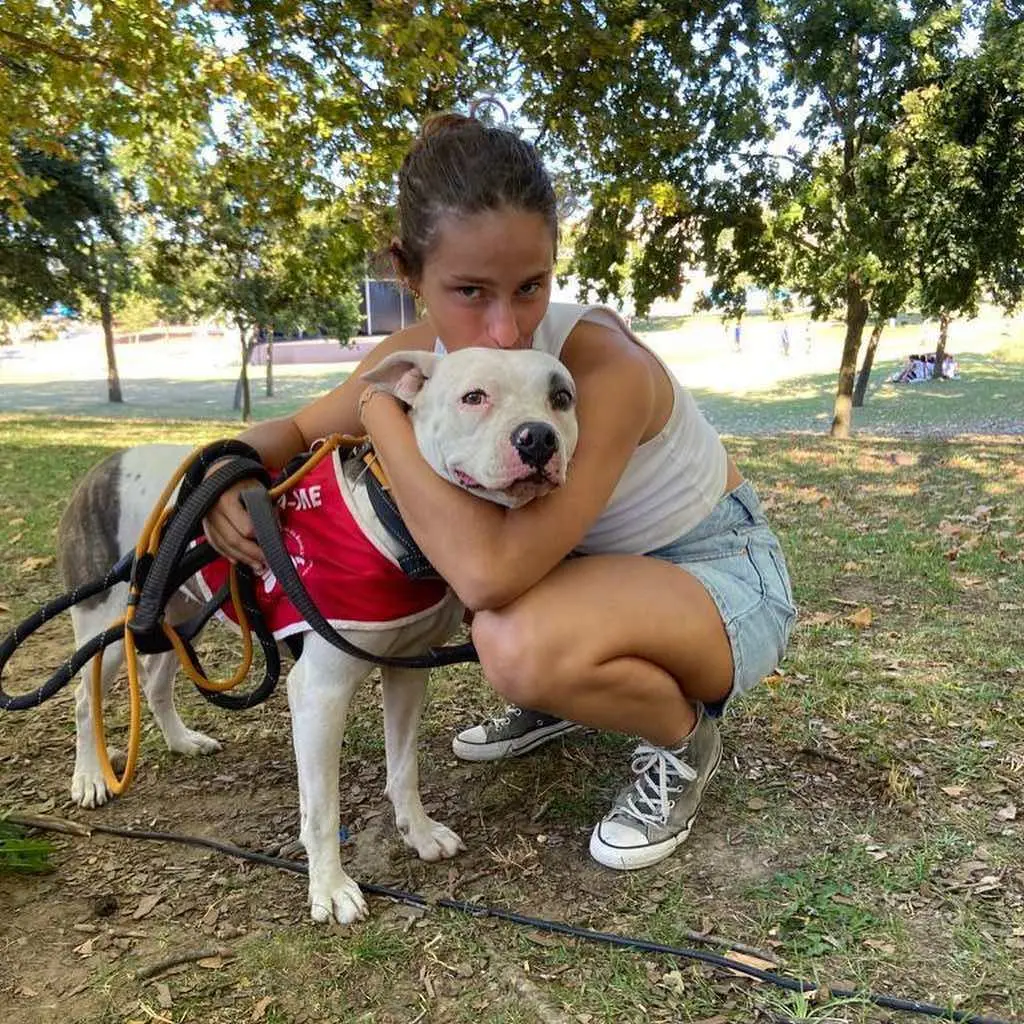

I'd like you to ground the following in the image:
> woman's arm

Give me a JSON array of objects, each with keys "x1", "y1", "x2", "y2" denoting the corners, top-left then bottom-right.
[
  {"x1": 203, "y1": 322, "x2": 437, "y2": 567},
  {"x1": 361, "y1": 321, "x2": 655, "y2": 610}
]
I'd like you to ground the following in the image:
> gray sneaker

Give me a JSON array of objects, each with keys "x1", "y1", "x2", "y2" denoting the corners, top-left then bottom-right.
[
  {"x1": 589, "y1": 711, "x2": 722, "y2": 870},
  {"x1": 452, "y1": 705, "x2": 581, "y2": 761}
]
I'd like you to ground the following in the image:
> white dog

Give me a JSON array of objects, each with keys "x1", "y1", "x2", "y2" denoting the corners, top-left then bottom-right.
[{"x1": 57, "y1": 347, "x2": 578, "y2": 924}]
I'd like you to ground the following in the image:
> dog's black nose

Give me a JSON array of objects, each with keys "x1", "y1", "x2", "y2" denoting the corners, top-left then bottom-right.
[{"x1": 511, "y1": 421, "x2": 558, "y2": 469}]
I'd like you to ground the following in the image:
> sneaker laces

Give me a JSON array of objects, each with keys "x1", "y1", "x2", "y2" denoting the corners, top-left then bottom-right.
[
  {"x1": 488, "y1": 705, "x2": 523, "y2": 729},
  {"x1": 620, "y1": 742, "x2": 698, "y2": 828}
]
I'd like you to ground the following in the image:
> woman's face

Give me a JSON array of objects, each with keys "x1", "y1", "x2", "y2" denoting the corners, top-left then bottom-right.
[{"x1": 412, "y1": 207, "x2": 555, "y2": 351}]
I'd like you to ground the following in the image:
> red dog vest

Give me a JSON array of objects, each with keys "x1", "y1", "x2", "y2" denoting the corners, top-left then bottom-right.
[{"x1": 198, "y1": 451, "x2": 449, "y2": 640}]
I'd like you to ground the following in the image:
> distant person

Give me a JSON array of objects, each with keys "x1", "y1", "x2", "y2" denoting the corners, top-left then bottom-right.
[
  {"x1": 733, "y1": 321, "x2": 742, "y2": 353},
  {"x1": 779, "y1": 324, "x2": 791, "y2": 357}
]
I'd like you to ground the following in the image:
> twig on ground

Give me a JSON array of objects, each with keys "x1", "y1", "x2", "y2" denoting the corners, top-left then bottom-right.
[
  {"x1": 680, "y1": 931, "x2": 781, "y2": 966},
  {"x1": 5, "y1": 812, "x2": 92, "y2": 836},
  {"x1": 136, "y1": 946, "x2": 232, "y2": 980}
]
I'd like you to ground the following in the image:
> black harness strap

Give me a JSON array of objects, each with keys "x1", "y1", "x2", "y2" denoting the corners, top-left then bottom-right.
[{"x1": 364, "y1": 473, "x2": 441, "y2": 580}]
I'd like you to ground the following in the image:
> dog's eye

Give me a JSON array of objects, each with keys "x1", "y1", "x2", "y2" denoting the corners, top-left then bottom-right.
[
  {"x1": 550, "y1": 388, "x2": 574, "y2": 411},
  {"x1": 461, "y1": 389, "x2": 488, "y2": 406}
]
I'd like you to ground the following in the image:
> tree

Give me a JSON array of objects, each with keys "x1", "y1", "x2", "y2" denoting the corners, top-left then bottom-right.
[
  {"x1": 155, "y1": 142, "x2": 366, "y2": 420},
  {"x1": 0, "y1": 139, "x2": 131, "y2": 401},
  {"x1": 897, "y1": 2, "x2": 1024, "y2": 379},
  {"x1": 0, "y1": 1, "x2": 221, "y2": 214},
  {"x1": 491, "y1": 2, "x2": 970, "y2": 437}
]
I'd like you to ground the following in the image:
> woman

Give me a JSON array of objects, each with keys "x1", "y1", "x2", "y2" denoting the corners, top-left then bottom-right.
[{"x1": 205, "y1": 114, "x2": 796, "y2": 871}]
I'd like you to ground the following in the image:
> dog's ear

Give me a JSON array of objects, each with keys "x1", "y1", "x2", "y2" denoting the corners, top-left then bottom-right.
[{"x1": 361, "y1": 350, "x2": 439, "y2": 406}]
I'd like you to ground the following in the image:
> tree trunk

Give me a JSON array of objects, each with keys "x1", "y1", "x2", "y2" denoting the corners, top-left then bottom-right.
[
  {"x1": 829, "y1": 277, "x2": 869, "y2": 438},
  {"x1": 265, "y1": 327, "x2": 274, "y2": 398},
  {"x1": 233, "y1": 323, "x2": 252, "y2": 422},
  {"x1": 99, "y1": 292, "x2": 123, "y2": 403},
  {"x1": 933, "y1": 312, "x2": 950, "y2": 380},
  {"x1": 853, "y1": 319, "x2": 885, "y2": 408}
]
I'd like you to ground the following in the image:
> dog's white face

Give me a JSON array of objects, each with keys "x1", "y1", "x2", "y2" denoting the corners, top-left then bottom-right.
[{"x1": 362, "y1": 348, "x2": 579, "y2": 509}]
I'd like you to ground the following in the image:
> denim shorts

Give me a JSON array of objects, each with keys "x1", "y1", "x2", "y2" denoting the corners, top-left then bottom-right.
[{"x1": 645, "y1": 481, "x2": 796, "y2": 716}]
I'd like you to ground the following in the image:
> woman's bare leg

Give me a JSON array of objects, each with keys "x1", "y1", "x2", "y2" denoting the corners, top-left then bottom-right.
[{"x1": 471, "y1": 553, "x2": 733, "y2": 747}]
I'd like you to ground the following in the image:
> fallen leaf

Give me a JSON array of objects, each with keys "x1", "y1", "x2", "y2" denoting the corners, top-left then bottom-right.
[
  {"x1": 846, "y1": 606, "x2": 874, "y2": 629},
  {"x1": 17, "y1": 985, "x2": 39, "y2": 997},
  {"x1": 252, "y1": 995, "x2": 275, "y2": 1021},
  {"x1": 18, "y1": 555, "x2": 54, "y2": 573},
  {"x1": 197, "y1": 956, "x2": 225, "y2": 969},
  {"x1": 746, "y1": 797, "x2": 768, "y2": 811},
  {"x1": 941, "y1": 785, "x2": 967, "y2": 797},
  {"x1": 155, "y1": 983, "x2": 172, "y2": 1010},
  {"x1": 996, "y1": 805, "x2": 1017, "y2": 822},
  {"x1": 132, "y1": 893, "x2": 164, "y2": 921},
  {"x1": 723, "y1": 949, "x2": 776, "y2": 978},
  {"x1": 659, "y1": 969, "x2": 687, "y2": 996},
  {"x1": 863, "y1": 938, "x2": 896, "y2": 955}
]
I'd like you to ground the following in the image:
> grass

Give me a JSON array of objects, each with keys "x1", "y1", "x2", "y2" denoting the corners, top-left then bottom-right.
[{"x1": 0, "y1": 382, "x2": 1022, "y2": 1022}]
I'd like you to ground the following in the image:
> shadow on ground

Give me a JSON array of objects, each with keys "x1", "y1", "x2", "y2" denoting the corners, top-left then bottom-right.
[
  {"x1": 0, "y1": 371, "x2": 350, "y2": 422},
  {"x1": 693, "y1": 354, "x2": 1024, "y2": 436},
  {"x1": 1, "y1": 355, "x2": 1022, "y2": 437}
]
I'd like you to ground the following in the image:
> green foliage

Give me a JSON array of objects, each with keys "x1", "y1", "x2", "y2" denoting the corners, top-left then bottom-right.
[
  {"x1": 0, "y1": 139, "x2": 127, "y2": 315},
  {"x1": 0, "y1": 1, "x2": 221, "y2": 214},
  {"x1": 0, "y1": 820, "x2": 53, "y2": 875}
]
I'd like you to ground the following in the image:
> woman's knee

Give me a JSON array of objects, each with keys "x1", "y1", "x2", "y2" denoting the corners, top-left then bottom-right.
[{"x1": 472, "y1": 608, "x2": 566, "y2": 709}]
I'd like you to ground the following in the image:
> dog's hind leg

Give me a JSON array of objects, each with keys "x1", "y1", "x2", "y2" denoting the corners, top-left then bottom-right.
[
  {"x1": 141, "y1": 651, "x2": 222, "y2": 757},
  {"x1": 69, "y1": 594, "x2": 128, "y2": 809},
  {"x1": 288, "y1": 634, "x2": 368, "y2": 924},
  {"x1": 382, "y1": 666, "x2": 465, "y2": 862}
]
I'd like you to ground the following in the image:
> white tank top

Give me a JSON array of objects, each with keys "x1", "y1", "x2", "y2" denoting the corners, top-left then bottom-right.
[{"x1": 436, "y1": 303, "x2": 728, "y2": 554}]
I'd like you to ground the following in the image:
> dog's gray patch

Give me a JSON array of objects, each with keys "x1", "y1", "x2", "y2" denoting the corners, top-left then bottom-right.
[
  {"x1": 57, "y1": 452, "x2": 123, "y2": 608},
  {"x1": 548, "y1": 369, "x2": 575, "y2": 405}
]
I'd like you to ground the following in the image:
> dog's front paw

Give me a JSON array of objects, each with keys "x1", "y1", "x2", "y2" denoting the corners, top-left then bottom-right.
[
  {"x1": 71, "y1": 766, "x2": 112, "y2": 808},
  {"x1": 308, "y1": 872, "x2": 368, "y2": 925},
  {"x1": 71, "y1": 747, "x2": 125, "y2": 808},
  {"x1": 400, "y1": 816, "x2": 466, "y2": 862},
  {"x1": 165, "y1": 728, "x2": 222, "y2": 757}
]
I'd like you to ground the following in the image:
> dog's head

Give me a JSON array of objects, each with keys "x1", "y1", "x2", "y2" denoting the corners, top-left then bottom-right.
[{"x1": 361, "y1": 348, "x2": 579, "y2": 509}]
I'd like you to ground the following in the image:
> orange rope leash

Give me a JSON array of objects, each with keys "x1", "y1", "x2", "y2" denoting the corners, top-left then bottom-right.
[{"x1": 91, "y1": 434, "x2": 363, "y2": 796}]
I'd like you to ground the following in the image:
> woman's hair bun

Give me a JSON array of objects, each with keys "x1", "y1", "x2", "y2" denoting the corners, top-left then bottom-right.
[{"x1": 418, "y1": 112, "x2": 480, "y2": 141}]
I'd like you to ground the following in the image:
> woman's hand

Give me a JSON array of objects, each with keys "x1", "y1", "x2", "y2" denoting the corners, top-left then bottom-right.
[{"x1": 202, "y1": 476, "x2": 267, "y2": 573}]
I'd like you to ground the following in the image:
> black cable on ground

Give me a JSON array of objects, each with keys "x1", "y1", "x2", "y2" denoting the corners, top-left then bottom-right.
[{"x1": 8, "y1": 814, "x2": 1010, "y2": 1024}]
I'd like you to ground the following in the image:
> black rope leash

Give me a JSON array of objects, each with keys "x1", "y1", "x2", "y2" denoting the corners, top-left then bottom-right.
[
  {"x1": 4, "y1": 812, "x2": 1010, "y2": 1024},
  {"x1": 0, "y1": 438, "x2": 480, "y2": 719}
]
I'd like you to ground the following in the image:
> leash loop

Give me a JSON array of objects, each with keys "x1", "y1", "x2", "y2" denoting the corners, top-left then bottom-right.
[{"x1": 1, "y1": 433, "x2": 479, "y2": 800}]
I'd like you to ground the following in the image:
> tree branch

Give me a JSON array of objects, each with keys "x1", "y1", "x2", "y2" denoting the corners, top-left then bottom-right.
[
  {"x1": 773, "y1": 25, "x2": 846, "y2": 132},
  {"x1": 0, "y1": 27, "x2": 112, "y2": 70}
]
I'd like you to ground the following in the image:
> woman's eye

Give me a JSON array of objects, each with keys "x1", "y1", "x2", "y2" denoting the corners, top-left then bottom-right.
[
  {"x1": 461, "y1": 389, "x2": 488, "y2": 406},
  {"x1": 519, "y1": 281, "x2": 541, "y2": 297},
  {"x1": 550, "y1": 388, "x2": 574, "y2": 411},
  {"x1": 457, "y1": 286, "x2": 481, "y2": 299}
]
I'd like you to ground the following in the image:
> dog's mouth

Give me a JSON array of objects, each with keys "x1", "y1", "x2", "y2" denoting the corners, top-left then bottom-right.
[
  {"x1": 451, "y1": 464, "x2": 561, "y2": 501},
  {"x1": 452, "y1": 468, "x2": 482, "y2": 490}
]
